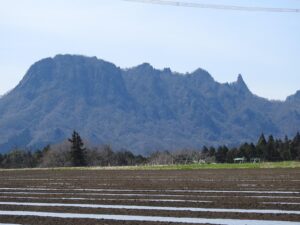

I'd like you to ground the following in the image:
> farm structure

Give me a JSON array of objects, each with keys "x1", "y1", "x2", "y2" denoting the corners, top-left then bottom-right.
[{"x1": 233, "y1": 157, "x2": 246, "y2": 163}]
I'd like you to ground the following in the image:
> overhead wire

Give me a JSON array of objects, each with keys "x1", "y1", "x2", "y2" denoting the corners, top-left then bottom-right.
[{"x1": 121, "y1": 0, "x2": 300, "y2": 13}]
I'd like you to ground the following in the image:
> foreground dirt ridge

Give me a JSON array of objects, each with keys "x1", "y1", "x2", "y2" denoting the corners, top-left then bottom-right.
[{"x1": 0, "y1": 169, "x2": 299, "y2": 224}]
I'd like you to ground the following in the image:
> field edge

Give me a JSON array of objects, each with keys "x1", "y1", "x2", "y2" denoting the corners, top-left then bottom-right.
[{"x1": 0, "y1": 161, "x2": 299, "y2": 172}]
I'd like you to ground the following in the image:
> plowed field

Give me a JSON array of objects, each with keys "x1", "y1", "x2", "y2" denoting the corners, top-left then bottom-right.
[{"x1": 0, "y1": 168, "x2": 299, "y2": 224}]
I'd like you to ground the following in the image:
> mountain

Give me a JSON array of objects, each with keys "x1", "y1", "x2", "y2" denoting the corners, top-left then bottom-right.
[
  {"x1": 0, "y1": 54, "x2": 299, "y2": 154},
  {"x1": 287, "y1": 91, "x2": 300, "y2": 104}
]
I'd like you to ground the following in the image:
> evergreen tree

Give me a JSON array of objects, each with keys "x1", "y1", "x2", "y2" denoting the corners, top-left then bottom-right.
[
  {"x1": 215, "y1": 146, "x2": 228, "y2": 163},
  {"x1": 291, "y1": 132, "x2": 300, "y2": 159},
  {"x1": 239, "y1": 143, "x2": 252, "y2": 161},
  {"x1": 225, "y1": 148, "x2": 235, "y2": 163},
  {"x1": 280, "y1": 136, "x2": 292, "y2": 160},
  {"x1": 266, "y1": 135, "x2": 276, "y2": 161},
  {"x1": 256, "y1": 133, "x2": 267, "y2": 160},
  {"x1": 68, "y1": 131, "x2": 87, "y2": 167},
  {"x1": 249, "y1": 143, "x2": 257, "y2": 158},
  {"x1": 208, "y1": 147, "x2": 216, "y2": 157},
  {"x1": 201, "y1": 146, "x2": 209, "y2": 159},
  {"x1": 257, "y1": 133, "x2": 267, "y2": 145},
  {"x1": 202, "y1": 146, "x2": 209, "y2": 154}
]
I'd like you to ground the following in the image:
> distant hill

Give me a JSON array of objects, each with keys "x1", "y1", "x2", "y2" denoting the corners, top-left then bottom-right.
[{"x1": 0, "y1": 54, "x2": 299, "y2": 154}]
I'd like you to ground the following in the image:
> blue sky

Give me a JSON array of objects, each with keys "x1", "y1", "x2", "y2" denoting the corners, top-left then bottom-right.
[{"x1": 0, "y1": 0, "x2": 299, "y2": 100}]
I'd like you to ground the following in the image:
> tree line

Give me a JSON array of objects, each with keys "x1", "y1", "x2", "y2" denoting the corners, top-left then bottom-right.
[
  {"x1": 203, "y1": 133, "x2": 300, "y2": 163},
  {"x1": 0, "y1": 131, "x2": 299, "y2": 168}
]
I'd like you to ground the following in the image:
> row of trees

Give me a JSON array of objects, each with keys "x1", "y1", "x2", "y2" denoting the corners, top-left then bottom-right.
[
  {"x1": 0, "y1": 131, "x2": 299, "y2": 168},
  {"x1": 209, "y1": 133, "x2": 300, "y2": 163},
  {"x1": 150, "y1": 133, "x2": 300, "y2": 164},
  {"x1": 0, "y1": 131, "x2": 146, "y2": 168}
]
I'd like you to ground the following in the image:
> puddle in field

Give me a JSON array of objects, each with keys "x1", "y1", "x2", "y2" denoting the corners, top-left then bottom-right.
[
  {"x1": 167, "y1": 190, "x2": 300, "y2": 194},
  {"x1": 0, "y1": 224, "x2": 21, "y2": 225},
  {"x1": 0, "y1": 202, "x2": 299, "y2": 215},
  {"x1": 82, "y1": 193, "x2": 186, "y2": 197},
  {"x1": 191, "y1": 195, "x2": 300, "y2": 199},
  {"x1": 246, "y1": 196, "x2": 300, "y2": 199},
  {"x1": 0, "y1": 192, "x2": 67, "y2": 195},
  {"x1": 0, "y1": 188, "x2": 299, "y2": 194},
  {"x1": 4, "y1": 178, "x2": 80, "y2": 181},
  {"x1": 0, "y1": 210, "x2": 299, "y2": 225},
  {"x1": 0, "y1": 191, "x2": 185, "y2": 198},
  {"x1": 1, "y1": 191, "x2": 300, "y2": 200},
  {"x1": 0, "y1": 196, "x2": 211, "y2": 203},
  {"x1": 262, "y1": 202, "x2": 300, "y2": 205}
]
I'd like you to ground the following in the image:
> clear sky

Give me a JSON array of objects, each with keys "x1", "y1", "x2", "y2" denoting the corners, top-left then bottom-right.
[{"x1": 0, "y1": 0, "x2": 299, "y2": 100}]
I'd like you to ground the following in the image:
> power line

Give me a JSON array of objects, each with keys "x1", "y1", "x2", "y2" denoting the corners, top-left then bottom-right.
[{"x1": 122, "y1": 0, "x2": 300, "y2": 13}]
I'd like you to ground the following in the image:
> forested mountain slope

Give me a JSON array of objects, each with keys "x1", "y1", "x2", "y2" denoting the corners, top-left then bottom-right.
[{"x1": 0, "y1": 55, "x2": 299, "y2": 153}]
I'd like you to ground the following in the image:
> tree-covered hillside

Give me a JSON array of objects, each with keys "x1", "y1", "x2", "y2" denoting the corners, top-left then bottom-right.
[{"x1": 0, "y1": 55, "x2": 299, "y2": 154}]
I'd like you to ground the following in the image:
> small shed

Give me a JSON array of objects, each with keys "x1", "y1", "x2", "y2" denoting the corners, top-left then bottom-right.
[{"x1": 234, "y1": 157, "x2": 246, "y2": 163}]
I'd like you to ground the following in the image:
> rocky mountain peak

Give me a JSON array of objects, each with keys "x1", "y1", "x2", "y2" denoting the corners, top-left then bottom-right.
[
  {"x1": 286, "y1": 90, "x2": 300, "y2": 102},
  {"x1": 233, "y1": 74, "x2": 250, "y2": 93},
  {"x1": 0, "y1": 55, "x2": 299, "y2": 153},
  {"x1": 190, "y1": 68, "x2": 214, "y2": 83}
]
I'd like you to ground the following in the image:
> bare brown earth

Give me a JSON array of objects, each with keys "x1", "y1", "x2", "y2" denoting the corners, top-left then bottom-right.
[{"x1": 0, "y1": 168, "x2": 299, "y2": 224}]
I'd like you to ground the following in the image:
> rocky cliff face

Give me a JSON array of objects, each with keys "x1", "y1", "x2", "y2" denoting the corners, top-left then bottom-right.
[{"x1": 0, "y1": 55, "x2": 299, "y2": 153}]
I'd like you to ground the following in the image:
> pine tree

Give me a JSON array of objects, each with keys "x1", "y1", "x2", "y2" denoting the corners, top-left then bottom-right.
[
  {"x1": 215, "y1": 146, "x2": 228, "y2": 163},
  {"x1": 291, "y1": 132, "x2": 300, "y2": 160},
  {"x1": 266, "y1": 135, "x2": 280, "y2": 161},
  {"x1": 201, "y1": 146, "x2": 209, "y2": 158},
  {"x1": 68, "y1": 131, "x2": 87, "y2": 167},
  {"x1": 208, "y1": 147, "x2": 216, "y2": 157},
  {"x1": 225, "y1": 148, "x2": 235, "y2": 163},
  {"x1": 280, "y1": 136, "x2": 292, "y2": 160},
  {"x1": 256, "y1": 133, "x2": 267, "y2": 160},
  {"x1": 239, "y1": 143, "x2": 252, "y2": 161},
  {"x1": 249, "y1": 143, "x2": 257, "y2": 158},
  {"x1": 257, "y1": 133, "x2": 267, "y2": 145}
]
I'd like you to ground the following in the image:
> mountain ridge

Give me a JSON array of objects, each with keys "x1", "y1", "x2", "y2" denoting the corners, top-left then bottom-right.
[{"x1": 0, "y1": 54, "x2": 299, "y2": 154}]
